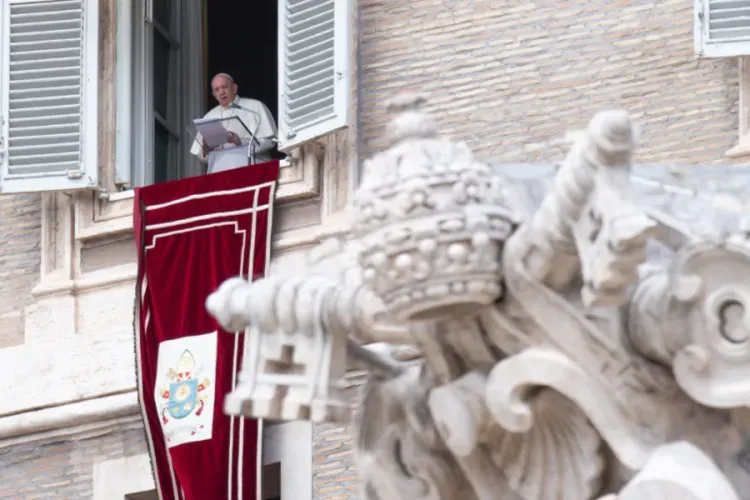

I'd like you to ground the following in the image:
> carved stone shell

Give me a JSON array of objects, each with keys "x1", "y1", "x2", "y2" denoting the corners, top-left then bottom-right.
[{"x1": 489, "y1": 389, "x2": 604, "y2": 500}]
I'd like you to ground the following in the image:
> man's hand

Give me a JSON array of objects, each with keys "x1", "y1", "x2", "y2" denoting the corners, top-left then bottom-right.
[
  {"x1": 227, "y1": 131, "x2": 241, "y2": 146},
  {"x1": 202, "y1": 139, "x2": 214, "y2": 157}
]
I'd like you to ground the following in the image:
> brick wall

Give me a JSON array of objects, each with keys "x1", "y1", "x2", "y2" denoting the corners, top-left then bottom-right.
[
  {"x1": 359, "y1": 0, "x2": 740, "y2": 165},
  {"x1": 312, "y1": 374, "x2": 364, "y2": 500},
  {"x1": 0, "y1": 194, "x2": 41, "y2": 349},
  {"x1": 0, "y1": 420, "x2": 147, "y2": 499},
  {"x1": 0, "y1": 400, "x2": 365, "y2": 500}
]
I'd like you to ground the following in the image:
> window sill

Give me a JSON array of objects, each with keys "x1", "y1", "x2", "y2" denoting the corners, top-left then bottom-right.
[
  {"x1": 108, "y1": 189, "x2": 136, "y2": 202},
  {"x1": 76, "y1": 148, "x2": 321, "y2": 242},
  {"x1": 32, "y1": 264, "x2": 137, "y2": 299}
]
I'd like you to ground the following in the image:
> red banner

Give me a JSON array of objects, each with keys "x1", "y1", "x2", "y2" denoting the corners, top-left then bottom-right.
[{"x1": 134, "y1": 162, "x2": 279, "y2": 500}]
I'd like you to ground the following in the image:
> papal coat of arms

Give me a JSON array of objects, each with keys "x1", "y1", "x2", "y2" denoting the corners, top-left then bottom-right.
[{"x1": 154, "y1": 332, "x2": 218, "y2": 447}]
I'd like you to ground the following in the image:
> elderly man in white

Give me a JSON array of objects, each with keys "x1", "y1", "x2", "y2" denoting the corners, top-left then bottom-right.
[{"x1": 190, "y1": 73, "x2": 277, "y2": 171}]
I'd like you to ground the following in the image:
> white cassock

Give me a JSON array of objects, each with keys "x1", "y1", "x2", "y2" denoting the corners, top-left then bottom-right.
[{"x1": 189, "y1": 95, "x2": 277, "y2": 170}]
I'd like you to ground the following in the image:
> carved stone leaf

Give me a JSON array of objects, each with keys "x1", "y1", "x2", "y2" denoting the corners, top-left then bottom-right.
[{"x1": 356, "y1": 368, "x2": 471, "y2": 500}]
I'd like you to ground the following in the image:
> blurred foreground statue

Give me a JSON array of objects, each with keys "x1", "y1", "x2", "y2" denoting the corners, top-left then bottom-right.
[{"x1": 207, "y1": 94, "x2": 750, "y2": 499}]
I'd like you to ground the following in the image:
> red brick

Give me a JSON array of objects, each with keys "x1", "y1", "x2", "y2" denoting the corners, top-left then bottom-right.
[
  {"x1": 0, "y1": 193, "x2": 40, "y2": 349},
  {"x1": 0, "y1": 424, "x2": 147, "y2": 500}
]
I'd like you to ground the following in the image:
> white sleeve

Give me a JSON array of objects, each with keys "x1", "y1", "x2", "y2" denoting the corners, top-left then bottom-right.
[
  {"x1": 189, "y1": 132, "x2": 208, "y2": 163},
  {"x1": 254, "y1": 101, "x2": 278, "y2": 139},
  {"x1": 189, "y1": 132, "x2": 203, "y2": 155}
]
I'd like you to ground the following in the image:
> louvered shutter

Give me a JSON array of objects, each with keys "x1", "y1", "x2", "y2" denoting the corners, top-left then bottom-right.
[
  {"x1": 0, "y1": 0, "x2": 98, "y2": 194},
  {"x1": 277, "y1": 0, "x2": 350, "y2": 151},
  {"x1": 695, "y1": 0, "x2": 750, "y2": 57}
]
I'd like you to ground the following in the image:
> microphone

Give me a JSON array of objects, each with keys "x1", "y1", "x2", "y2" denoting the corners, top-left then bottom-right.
[{"x1": 228, "y1": 102, "x2": 262, "y2": 151}]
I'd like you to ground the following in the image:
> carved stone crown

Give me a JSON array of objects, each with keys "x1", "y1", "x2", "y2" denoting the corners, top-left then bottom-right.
[{"x1": 352, "y1": 94, "x2": 516, "y2": 322}]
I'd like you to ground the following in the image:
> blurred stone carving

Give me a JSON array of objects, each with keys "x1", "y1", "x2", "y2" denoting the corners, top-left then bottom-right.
[{"x1": 207, "y1": 94, "x2": 750, "y2": 499}]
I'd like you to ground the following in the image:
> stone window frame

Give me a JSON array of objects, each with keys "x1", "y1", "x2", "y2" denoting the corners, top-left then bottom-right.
[
  {"x1": 33, "y1": 0, "x2": 359, "y2": 298},
  {"x1": 93, "y1": 454, "x2": 156, "y2": 500},
  {"x1": 92, "y1": 422, "x2": 313, "y2": 500},
  {"x1": 26, "y1": 1, "x2": 360, "y2": 498},
  {"x1": 726, "y1": 57, "x2": 750, "y2": 159}
]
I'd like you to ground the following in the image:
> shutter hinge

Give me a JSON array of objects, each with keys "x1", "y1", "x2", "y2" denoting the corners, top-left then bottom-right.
[
  {"x1": 66, "y1": 169, "x2": 83, "y2": 179},
  {"x1": 286, "y1": 129, "x2": 297, "y2": 139}
]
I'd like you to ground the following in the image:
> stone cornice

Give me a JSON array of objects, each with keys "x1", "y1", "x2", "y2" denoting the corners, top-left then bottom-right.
[{"x1": 0, "y1": 392, "x2": 140, "y2": 448}]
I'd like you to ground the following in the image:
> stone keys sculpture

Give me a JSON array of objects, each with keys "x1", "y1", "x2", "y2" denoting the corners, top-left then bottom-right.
[{"x1": 206, "y1": 94, "x2": 750, "y2": 499}]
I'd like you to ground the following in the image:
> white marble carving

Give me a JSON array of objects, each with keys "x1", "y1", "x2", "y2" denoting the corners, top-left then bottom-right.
[
  {"x1": 629, "y1": 239, "x2": 750, "y2": 409},
  {"x1": 353, "y1": 93, "x2": 514, "y2": 323},
  {"x1": 207, "y1": 95, "x2": 750, "y2": 499},
  {"x1": 602, "y1": 442, "x2": 740, "y2": 500}
]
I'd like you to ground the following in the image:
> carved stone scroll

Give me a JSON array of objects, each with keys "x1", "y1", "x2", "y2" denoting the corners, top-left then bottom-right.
[
  {"x1": 521, "y1": 110, "x2": 657, "y2": 306},
  {"x1": 605, "y1": 442, "x2": 740, "y2": 500},
  {"x1": 485, "y1": 346, "x2": 654, "y2": 471},
  {"x1": 629, "y1": 240, "x2": 750, "y2": 409}
]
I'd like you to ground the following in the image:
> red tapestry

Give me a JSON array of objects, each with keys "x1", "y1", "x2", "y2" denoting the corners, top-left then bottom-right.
[{"x1": 134, "y1": 161, "x2": 279, "y2": 500}]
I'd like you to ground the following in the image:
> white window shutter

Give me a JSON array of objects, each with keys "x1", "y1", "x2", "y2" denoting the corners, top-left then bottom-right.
[
  {"x1": 0, "y1": 0, "x2": 99, "y2": 194},
  {"x1": 277, "y1": 0, "x2": 350, "y2": 152},
  {"x1": 695, "y1": 0, "x2": 750, "y2": 57}
]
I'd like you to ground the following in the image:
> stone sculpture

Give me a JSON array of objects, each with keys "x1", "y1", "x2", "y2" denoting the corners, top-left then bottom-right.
[{"x1": 206, "y1": 94, "x2": 750, "y2": 499}]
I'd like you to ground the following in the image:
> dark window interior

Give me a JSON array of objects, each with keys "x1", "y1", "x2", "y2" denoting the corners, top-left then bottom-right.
[
  {"x1": 126, "y1": 491, "x2": 159, "y2": 500},
  {"x1": 262, "y1": 461, "x2": 281, "y2": 500},
  {"x1": 206, "y1": 0, "x2": 278, "y2": 121}
]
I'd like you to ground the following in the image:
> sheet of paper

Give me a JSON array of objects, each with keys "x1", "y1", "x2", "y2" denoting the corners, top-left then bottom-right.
[{"x1": 193, "y1": 118, "x2": 229, "y2": 149}]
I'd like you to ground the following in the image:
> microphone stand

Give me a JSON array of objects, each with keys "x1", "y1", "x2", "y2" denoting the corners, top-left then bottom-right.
[{"x1": 228, "y1": 102, "x2": 265, "y2": 165}]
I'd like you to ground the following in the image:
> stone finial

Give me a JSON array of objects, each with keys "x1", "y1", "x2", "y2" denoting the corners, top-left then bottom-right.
[
  {"x1": 587, "y1": 110, "x2": 637, "y2": 157},
  {"x1": 385, "y1": 92, "x2": 438, "y2": 145}
]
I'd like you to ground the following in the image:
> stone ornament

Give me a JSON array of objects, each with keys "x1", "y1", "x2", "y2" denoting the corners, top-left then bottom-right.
[
  {"x1": 353, "y1": 93, "x2": 514, "y2": 322},
  {"x1": 206, "y1": 94, "x2": 750, "y2": 499},
  {"x1": 599, "y1": 442, "x2": 740, "y2": 500},
  {"x1": 629, "y1": 239, "x2": 750, "y2": 409}
]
